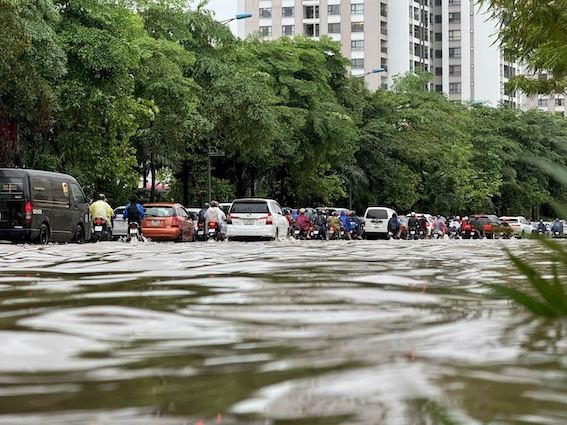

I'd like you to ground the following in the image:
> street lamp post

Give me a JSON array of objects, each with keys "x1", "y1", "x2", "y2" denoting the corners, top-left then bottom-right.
[{"x1": 219, "y1": 12, "x2": 252, "y2": 25}]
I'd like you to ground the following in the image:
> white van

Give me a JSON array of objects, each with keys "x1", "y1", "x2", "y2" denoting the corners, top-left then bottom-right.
[{"x1": 363, "y1": 206, "x2": 397, "y2": 239}]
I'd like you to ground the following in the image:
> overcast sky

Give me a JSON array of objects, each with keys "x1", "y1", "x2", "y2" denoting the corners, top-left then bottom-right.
[{"x1": 205, "y1": 0, "x2": 237, "y2": 21}]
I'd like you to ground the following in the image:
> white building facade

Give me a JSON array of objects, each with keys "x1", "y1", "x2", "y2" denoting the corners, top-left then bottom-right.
[{"x1": 236, "y1": 0, "x2": 541, "y2": 109}]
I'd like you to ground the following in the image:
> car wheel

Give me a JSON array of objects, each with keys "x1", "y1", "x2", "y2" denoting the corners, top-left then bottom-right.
[
  {"x1": 273, "y1": 228, "x2": 279, "y2": 241},
  {"x1": 38, "y1": 224, "x2": 50, "y2": 245},
  {"x1": 176, "y1": 230, "x2": 183, "y2": 243},
  {"x1": 75, "y1": 225, "x2": 85, "y2": 244},
  {"x1": 520, "y1": 231, "x2": 525, "y2": 239}
]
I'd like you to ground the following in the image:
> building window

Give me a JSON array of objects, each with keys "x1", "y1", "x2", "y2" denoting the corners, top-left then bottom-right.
[
  {"x1": 380, "y1": 3, "x2": 387, "y2": 17},
  {"x1": 448, "y1": 30, "x2": 461, "y2": 41},
  {"x1": 556, "y1": 98, "x2": 565, "y2": 106},
  {"x1": 538, "y1": 98, "x2": 548, "y2": 107},
  {"x1": 259, "y1": 26, "x2": 272, "y2": 37},
  {"x1": 328, "y1": 23, "x2": 341, "y2": 33},
  {"x1": 328, "y1": 4, "x2": 340, "y2": 15},
  {"x1": 351, "y1": 58, "x2": 364, "y2": 69},
  {"x1": 304, "y1": 23, "x2": 319, "y2": 37},
  {"x1": 449, "y1": 65, "x2": 461, "y2": 75},
  {"x1": 282, "y1": 7, "x2": 294, "y2": 17},
  {"x1": 380, "y1": 21, "x2": 387, "y2": 35},
  {"x1": 449, "y1": 47, "x2": 461, "y2": 58},
  {"x1": 435, "y1": 32, "x2": 442, "y2": 41},
  {"x1": 435, "y1": 49, "x2": 442, "y2": 58},
  {"x1": 448, "y1": 12, "x2": 461, "y2": 23},
  {"x1": 435, "y1": 0, "x2": 441, "y2": 5},
  {"x1": 435, "y1": 15, "x2": 442, "y2": 24},
  {"x1": 351, "y1": 40, "x2": 364, "y2": 51},
  {"x1": 449, "y1": 0, "x2": 461, "y2": 4},
  {"x1": 435, "y1": 84, "x2": 443, "y2": 92},
  {"x1": 259, "y1": 8, "x2": 272, "y2": 19},
  {"x1": 282, "y1": 25, "x2": 294, "y2": 36},
  {"x1": 351, "y1": 4, "x2": 364, "y2": 15},
  {"x1": 435, "y1": 67, "x2": 442, "y2": 76},
  {"x1": 449, "y1": 83, "x2": 461, "y2": 93},
  {"x1": 305, "y1": 5, "x2": 319, "y2": 19},
  {"x1": 351, "y1": 22, "x2": 364, "y2": 32}
]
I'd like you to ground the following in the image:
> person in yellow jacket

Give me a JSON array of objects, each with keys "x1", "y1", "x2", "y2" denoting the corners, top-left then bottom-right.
[{"x1": 89, "y1": 194, "x2": 114, "y2": 229}]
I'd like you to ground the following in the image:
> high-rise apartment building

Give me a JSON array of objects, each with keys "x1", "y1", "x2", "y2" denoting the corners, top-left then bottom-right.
[{"x1": 236, "y1": 0, "x2": 530, "y2": 108}]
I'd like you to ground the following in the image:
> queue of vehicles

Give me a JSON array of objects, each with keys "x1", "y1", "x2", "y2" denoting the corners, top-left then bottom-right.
[{"x1": 1, "y1": 167, "x2": 561, "y2": 244}]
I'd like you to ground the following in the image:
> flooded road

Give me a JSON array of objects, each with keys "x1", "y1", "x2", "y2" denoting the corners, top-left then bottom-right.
[{"x1": 0, "y1": 239, "x2": 566, "y2": 425}]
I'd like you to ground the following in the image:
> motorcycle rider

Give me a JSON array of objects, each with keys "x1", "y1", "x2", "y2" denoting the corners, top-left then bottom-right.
[
  {"x1": 407, "y1": 212, "x2": 418, "y2": 238},
  {"x1": 205, "y1": 200, "x2": 227, "y2": 234},
  {"x1": 387, "y1": 213, "x2": 401, "y2": 239},
  {"x1": 198, "y1": 202, "x2": 209, "y2": 225},
  {"x1": 448, "y1": 216, "x2": 461, "y2": 236},
  {"x1": 328, "y1": 211, "x2": 343, "y2": 239},
  {"x1": 89, "y1": 193, "x2": 114, "y2": 232},
  {"x1": 551, "y1": 218, "x2": 563, "y2": 237},
  {"x1": 433, "y1": 215, "x2": 447, "y2": 237},
  {"x1": 339, "y1": 211, "x2": 353, "y2": 240},
  {"x1": 537, "y1": 219, "x2": 548, "y2": 236},
  {"x1": 123, "y1": 195, "x2": 145, "y2": 238},
  {"x1": 295, "y1": 208, "x2": 311, "y2": 238},
  {"x1": 312, "y1": 209, "x2": 328, "y2": 240}
]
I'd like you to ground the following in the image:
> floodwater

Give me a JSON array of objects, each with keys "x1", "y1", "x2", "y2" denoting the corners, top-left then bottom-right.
[{"x1": 0, "y1": 238, "x2": 566, "y2": 425}]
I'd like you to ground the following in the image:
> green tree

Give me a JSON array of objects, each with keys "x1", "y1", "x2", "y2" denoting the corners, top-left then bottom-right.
[
  {"x1": 0, "y1": 0, "x2": 66, "y2": 167},
  {"x1": 479, "y1": 0, "x2": 567, "y2": 95}
]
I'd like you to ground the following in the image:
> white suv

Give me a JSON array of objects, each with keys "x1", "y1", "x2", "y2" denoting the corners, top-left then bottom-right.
[
  {"x1": 499, "y1": 216, "x2": 533, "y2": 238},
  {"x1": 227, "y1": 198, "x2": 289, "y2": 241}
]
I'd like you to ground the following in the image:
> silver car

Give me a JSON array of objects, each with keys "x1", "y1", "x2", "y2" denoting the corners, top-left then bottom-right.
[{"x1": 112, "y1": 206, "x2": 128, "y2": 240}]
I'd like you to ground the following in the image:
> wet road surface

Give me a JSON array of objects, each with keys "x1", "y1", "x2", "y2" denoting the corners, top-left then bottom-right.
[{"x1": 0, "y1": 238, "x2": 566, "y2": 425}]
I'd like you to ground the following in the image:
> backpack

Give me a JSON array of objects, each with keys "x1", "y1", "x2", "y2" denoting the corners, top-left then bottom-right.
[{"x1": 127, "y1": 203, "x2": 140, "y2": 222}]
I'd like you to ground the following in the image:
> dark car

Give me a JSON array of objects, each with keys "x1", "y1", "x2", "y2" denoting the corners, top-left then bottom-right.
[{"x1": 468, "y1": 214, "x2": 512, "y2": 239}]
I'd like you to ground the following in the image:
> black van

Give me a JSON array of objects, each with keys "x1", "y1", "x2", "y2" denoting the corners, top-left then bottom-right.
[{"x1": 0, "y1": 168, "x2": 91, "y2": 244}]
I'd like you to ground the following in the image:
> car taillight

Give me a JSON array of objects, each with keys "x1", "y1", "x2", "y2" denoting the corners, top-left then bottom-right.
[
  {"x1": 484, "y1": 224, "x2": 492, "y2": 231},
  {"x1": 226, "y1": 213, "x2": 232, "y2": 224},
  {"x1": 171, "y1": 216, "x2": 179, "y2": 227},
  {"x1": 94, "y1": 218, "x2": 104, "y2": 225},
  {"x1": 463, "y1": 224, "x2": 471, "y2": 231},
  {"x1": 25, "y1": 202, "x2": 33, "y2": 222},
  {"x1": 209, "y1": 221, "x2": 217, "y2": 228},
  {"x1": 260, "y1": 213, "x2": 273, "y2": 225}
]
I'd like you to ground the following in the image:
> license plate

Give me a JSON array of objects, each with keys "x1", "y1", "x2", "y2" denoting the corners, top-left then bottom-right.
[
  {"x1": 244, "y1": 219, "x2": 253, "y2": 225},
  {"x1": 471, "y1": 231, "x2": 475, "y2": 235},
  {"x1": 129, "y1": 229, "x2": 138, "y2": 235},
  {"x1": 197, "y1": 230, "x2": 204, "y2": 235},
  {"x1": 313, "y1": 230, "x2": 319, "y2": 235},
  {"x1": 94, "y1": 226, "x2": 103, "y2": 232},
  {"x1": 294, "y1": 230, "x2": 300, "y2": 234},
  {"x1": 410, "y1": 230, "x2": 415, "y2": 235},
  {"x1": 151, "y1": 220, "x2": 160, "y2": 226}
]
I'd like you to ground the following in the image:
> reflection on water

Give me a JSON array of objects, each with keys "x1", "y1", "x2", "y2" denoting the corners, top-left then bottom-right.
[{"x1": 0, "y1": 239, "x2": 566, "y2": 424}]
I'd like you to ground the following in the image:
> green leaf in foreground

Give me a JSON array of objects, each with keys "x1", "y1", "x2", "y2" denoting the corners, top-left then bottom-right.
[{"x1": 488, "y1": 244, "x2": 567, "y2": 317}]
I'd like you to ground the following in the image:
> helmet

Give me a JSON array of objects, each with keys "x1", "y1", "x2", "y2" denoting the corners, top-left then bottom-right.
[
  {"x1": 540, "y1": 218, "x2": 544, "y2": 222},
  {"x1": 464, "y1": 216, "x2": 469, "y2": 221},
  {"x1": 299, "y1": 208, "x2": 306, "y2": 214},
  {"x1": 98, "y1": 194, "x2": 106, "y2": 201},
  {"x1": 411, "y1": 212, "x2": 416, "y2": 216},
  {"x1": 455, "y1": 216, "x2": 460, "y2": 220}
]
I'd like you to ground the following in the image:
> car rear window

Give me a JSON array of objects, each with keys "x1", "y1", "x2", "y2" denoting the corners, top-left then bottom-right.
[
  {"x1": 145, "y1": 207, "x2": 175, "y2": 217},
  {"x1": 366, "y1": 209, "x2": 389, "y2": 219},
  {"x1": 0, "y1": 177, "x2": 25, "y2": 200},
  {"x1": 231, "y1": 201, "x2": 269, "y2": 214}
]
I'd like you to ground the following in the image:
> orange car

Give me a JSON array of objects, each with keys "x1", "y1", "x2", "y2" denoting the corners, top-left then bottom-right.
[{"x1": 141, "y1": 203, "x2": 195, "y2": 242}]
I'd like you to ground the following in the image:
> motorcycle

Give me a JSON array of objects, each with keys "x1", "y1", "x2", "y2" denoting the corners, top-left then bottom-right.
[
  {"x1": 207, "y1": 221, "x2": 225, "y2": 241},
  {"x1": 327, "y1": 225, "x2": 339, "y2": 240},
  {"x1": 309, "y1": 225, "x2": 325, "y2": 240},
  {"x1": 408, "y1": 226, "x2": 418, "y2": 240},
  {"x1": 127, "y1": 221, "x2": 143, "y2": 242},
  {"x1": 195, "y1": 221, "x2": 208, "y2": 241},
  {"x1": 448, "y1": 227, "x2": 459, "y2": 239},
  {"x1": 92, "y1": 217, "x2": 111, "y2": 242},
  {"x1": 291, "y1": 225, "x2": 308, "y2": 240}
]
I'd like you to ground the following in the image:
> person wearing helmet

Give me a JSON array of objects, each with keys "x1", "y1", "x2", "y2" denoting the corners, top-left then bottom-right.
[
  {"x1": 407, "y1": 211, "x2": 419, "y2": 237},
  {"x1": 295, "y1": 208, "x2": 311, "y2": 237},
  {"x1": 89, "y1": 193, "x2": 114, "y2": 230},
  {"x1": 205, "y1": 200, "x2": 227, "y2": 234}
]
